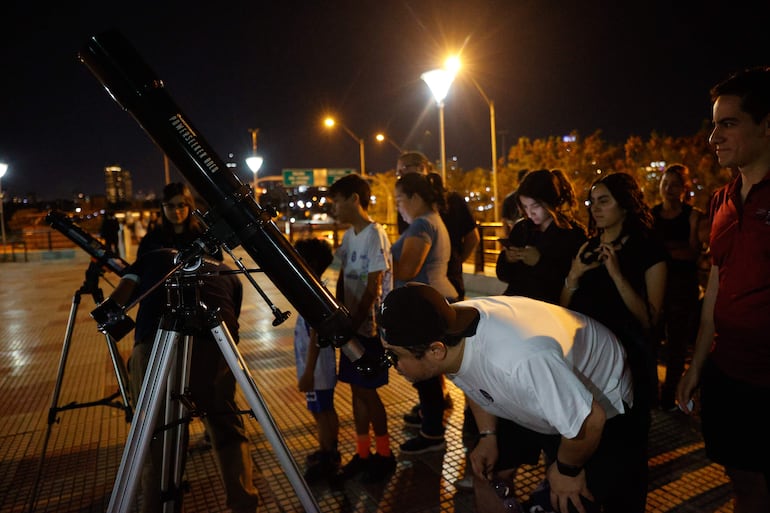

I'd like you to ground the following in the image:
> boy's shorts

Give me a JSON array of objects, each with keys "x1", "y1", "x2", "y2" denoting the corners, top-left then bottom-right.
[
  {"x1": 338, "y1": 335, "x2": 388, "y2": 388},
  {"x1": 305, "y1": 388, "x2": 335, "y2": 414}
]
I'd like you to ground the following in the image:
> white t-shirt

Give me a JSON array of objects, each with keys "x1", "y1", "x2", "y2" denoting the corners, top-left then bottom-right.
[
  {"x1": 293, "y1": 315, "x2": 337, "y2": 391},
  {"x1": 448, "y1": 296, "x2": 633, "y2": 439},
  {"x1": 335, "y1": 221, "x2": 393, "y2": 337}
]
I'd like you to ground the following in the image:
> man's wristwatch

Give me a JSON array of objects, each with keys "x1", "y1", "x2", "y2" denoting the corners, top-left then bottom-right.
[{"x1": 556, "y1": 459, "x2": 583, "y2": 477}]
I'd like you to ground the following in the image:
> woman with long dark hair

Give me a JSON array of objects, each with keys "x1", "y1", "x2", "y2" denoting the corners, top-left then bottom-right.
[
  {"x1": 651, "y1": 164, "x2": 704, "y2": 410},
  {"x1": 391, "y1": 172, "x2": 456, "y2": 455},
  {"x1": 562, "y1": 172, "x2": 667, "y2": 410},
  {"x1": 496, "y1": 169, "x2": 586, "y2": 303},
  {"x1": 137, "y1": 182, "x2": 221, "y2": 259}
]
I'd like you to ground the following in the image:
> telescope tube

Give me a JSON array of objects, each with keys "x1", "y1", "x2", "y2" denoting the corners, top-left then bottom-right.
[
  {"x1": 46, "y1": 210, "x2": 129, "y2": 276},
  {"x1": 78, "y1": 30, "x2": 353, "y2": 347}
]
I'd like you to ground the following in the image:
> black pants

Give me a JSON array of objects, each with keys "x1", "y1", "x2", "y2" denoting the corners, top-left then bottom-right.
[{"x1": 413, "y1": 375, "x2": 445, "y2": 437}]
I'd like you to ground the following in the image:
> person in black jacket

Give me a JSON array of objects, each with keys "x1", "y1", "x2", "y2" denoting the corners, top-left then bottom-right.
[
  {"x1": 138, "y1": 182, "x2": 223, "y2": 261},
  {"x1": 103, "y1": 248, "x2": 260, "y2": 513},
  {"x1": 496, "y1": 169, "x2": 586, "y2": 303}
]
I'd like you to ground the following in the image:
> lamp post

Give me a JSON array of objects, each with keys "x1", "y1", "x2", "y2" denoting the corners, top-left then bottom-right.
[
  {"x1": 0, "y1": 162, "x2": 7, "y2": 251},
  {"x1": 375, "y1": 133, "x2": 403, "y2": 154},
  {"x1": 246, "y1": 128, "x2": 264, "y2": 191},
  {"x1": 324, "y1": 117, "x2": 365, "y2": 176},
  {"x1": 421, "y1": 68, "x2": 455, "y2": 183},
  {"x1": 447, "y1": 53, "x2": 500, "y2": 223},
  {"x1": 470, "y1": 80, "x2": 499, "y2": 222}
]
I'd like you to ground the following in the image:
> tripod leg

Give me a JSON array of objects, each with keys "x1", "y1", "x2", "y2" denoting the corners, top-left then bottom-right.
[
  {"x1": 26, "y1": 291, "x2": 82, "y2": 513},
  {"x1": 209, "y1": 318, "x2": 321, "y2": 513},
  {"x1": 104, "y1": 332, "x2": 134, "y2": 421},
  {"x1": 160, "y1": 334, "x2": 194, "y2": 513},
  {"x1": 107, "y1": 328, "x2": 181, "y2": 513}
]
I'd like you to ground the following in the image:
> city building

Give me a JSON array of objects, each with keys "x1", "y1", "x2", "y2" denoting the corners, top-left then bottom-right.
[{"x1": 104, "y1": 165, "x2": 133, "y2": 205}]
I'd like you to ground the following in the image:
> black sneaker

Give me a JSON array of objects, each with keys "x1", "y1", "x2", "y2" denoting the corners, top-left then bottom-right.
[
  {"x1": 361, "y1": 453, "x2": 396, "y2": 483},
  {"x1": 399, "y1": 435, "x2": 446, "y2": 455},
  {"x1": 303, "y1": 450, "x2": 341, "y2": 484},
  {"x1": 403, "y1": 410, "x2": 422, "y2": 428},
  {"x1": 339, "y1": 453, "x2": 370, "y2": 480},
  {"x1": 305, "y1": 448, "x2": 340, "y2": 466}
]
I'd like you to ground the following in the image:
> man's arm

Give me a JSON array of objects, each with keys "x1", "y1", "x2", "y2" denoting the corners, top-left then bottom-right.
[
  {"x1": 552, "y1": 399, "x2": 605, "y2": 471},
  {"x1": 109, "y1": 276, "x2": 139, "y2": 306},
  {"x1": 467, "y1": 398, "x2": 500, "y2": 479},
  {"x1": 459, "y1": 227, "x2": 480, "y2": 263},
  {"x1": 546, "y1": 399, "x2": 606, "y2": 513},
  {"x1": 348, "y1": 270, "x2": 382, "y2": 333},
  {"x1": 677, "y1": 264, "x2": 718, "y2": 414}
]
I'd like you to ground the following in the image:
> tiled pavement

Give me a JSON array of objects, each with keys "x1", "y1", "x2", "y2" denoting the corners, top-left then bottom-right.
[{"x1": 0, "y1": 249, "x2": 733, "y2": 512}]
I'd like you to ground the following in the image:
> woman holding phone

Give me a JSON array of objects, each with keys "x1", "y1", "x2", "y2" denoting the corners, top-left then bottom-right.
[{"x1": 496, "y1": 169, "x2": 586, "y2": 303}]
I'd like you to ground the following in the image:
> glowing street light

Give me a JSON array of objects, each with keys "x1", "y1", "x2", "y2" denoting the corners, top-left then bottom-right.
[
  {"x1": 324, "y1": 117, "x2": 365, "y2": 176},
  {"x1": 246, "y1": 128, "x2": 264, "y2": 191},
  {"x1": 421, "y1": 67, "x2": 456, "y2": 182},
  {"x1": 0, "y1": 162, "x2": 7, "y2": 250},
  {"x1": 375, "y1": 133, "x2": 403, "y2": 154}
]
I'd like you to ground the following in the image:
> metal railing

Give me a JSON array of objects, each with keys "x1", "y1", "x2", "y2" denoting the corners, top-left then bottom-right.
[{"x1": 473, "y1": 222, "x2": 504, "y2": 273}]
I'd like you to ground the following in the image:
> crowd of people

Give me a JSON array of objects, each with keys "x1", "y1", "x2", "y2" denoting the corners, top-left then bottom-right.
[{"x1": 95, "y1": 65, "x2": 769, "y2": 513}]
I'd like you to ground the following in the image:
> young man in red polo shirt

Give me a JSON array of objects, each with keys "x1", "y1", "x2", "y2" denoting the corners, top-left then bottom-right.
[{"x1": 677, "y1": 65, "x2": 770, "y2": 513}]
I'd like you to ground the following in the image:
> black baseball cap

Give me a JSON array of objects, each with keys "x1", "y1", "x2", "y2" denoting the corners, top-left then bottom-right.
[{"x1": 378, "y1": 282, "x2": 457, "y2": 347}]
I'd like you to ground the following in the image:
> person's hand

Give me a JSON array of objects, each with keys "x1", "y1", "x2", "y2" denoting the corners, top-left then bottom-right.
[
  {"x1": 503, "y1": 246, "x2": 522, "y2": 263},
  {"x1": 469, "y1": 437, "x2": 499, "y2": 481},
  {"x1": 298, "y1": 371, "x2": 314, "y2": 392},
  {"x1": 676, "y1": 366, "x2": 700, "y2": 415},
  {"x1": 516, "y1": 245, "x2": 541, "y2": 266},
  {"x1": 599, "y1": 242, "x2": 622, "y2": 280},
  {"x1": 546, "y1": 462, "x2": 595, "y2": 513},
  {"x1": 568, "y1": 241, "x2": 601, "y2": 283}
]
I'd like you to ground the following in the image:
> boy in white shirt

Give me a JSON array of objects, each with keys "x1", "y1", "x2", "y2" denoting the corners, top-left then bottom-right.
[{"x1": 328, "y1": 174, "x2": 396, "y2": 483}]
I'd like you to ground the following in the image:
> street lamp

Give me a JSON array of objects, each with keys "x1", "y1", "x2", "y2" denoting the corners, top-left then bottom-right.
[
  {"x1": 421, "y1": 68, "x2": 455, "y2": 182},
  {"x1": 246, "y1": 128, "x2": 264, "y2": 191},
  {"x1": 0, "y1": 162, "x2": 7, "y2": 251},
  {"x1": 469, "y1": 80, "x2": 499, "y2": 222},
  {"x1": 375, "y1": 133, "x2": 403, "y2": 154},
  {"x1": 448, "y1": 56, "x2": 500, "y2": 222},
  {"x1": 324, "y1": 117, "x2": 365, "y2": 176}
]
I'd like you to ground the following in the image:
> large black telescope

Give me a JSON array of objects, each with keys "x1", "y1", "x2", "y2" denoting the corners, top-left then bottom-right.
[{"x1": 77, "y1": 31, "x2": 357, "y2": 353}]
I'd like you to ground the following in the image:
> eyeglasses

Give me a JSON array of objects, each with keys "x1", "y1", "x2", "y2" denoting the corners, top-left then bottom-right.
[
  {"x1": 163, "y1": 202, "x2": 189, "y2": 210},
  {"x1": 382, "y1": 349, "x2": 399, "y2": 369}
]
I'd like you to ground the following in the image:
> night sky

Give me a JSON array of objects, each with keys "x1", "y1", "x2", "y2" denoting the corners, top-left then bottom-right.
[{"x1": 2, "y1": 0, "x2": 768, "y2": 201}]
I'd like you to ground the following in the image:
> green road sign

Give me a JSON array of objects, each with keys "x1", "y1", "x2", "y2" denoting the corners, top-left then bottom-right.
[
  {"x1": 326, "y1": 168, "x2": 355, "y2": 185},
  {"x1": 282, "y1": 168, "x2": 355, "y2": 187},
  {"x1": 282, "y1": 169, "x2": 314, "y2": 186}
]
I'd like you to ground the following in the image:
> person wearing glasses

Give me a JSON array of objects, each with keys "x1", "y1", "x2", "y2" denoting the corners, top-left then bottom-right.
[
  {"x1": 123, "y1": 182, "x2": 256, "y2": 512},
  {"x1": 394, "y1": 151, "x2": 479, "y2": 461},
  {"x1": 137, "y1": 181, "x2": 222, "y2": 261},
  {"x1": 378, "y1": 282, "x2": 648, "y2": 513}
]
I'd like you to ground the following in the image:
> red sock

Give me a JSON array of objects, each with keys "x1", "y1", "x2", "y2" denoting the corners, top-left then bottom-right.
[
  {"x1": 375, "y1": 434, "x2": 392, "y2": 457},
  {"x1": 356, "y1": 435, "x2": 371, "y2": 459}
]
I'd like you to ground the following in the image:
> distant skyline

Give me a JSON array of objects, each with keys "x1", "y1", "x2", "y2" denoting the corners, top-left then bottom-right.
[{"x1": 2, "y1": 1, "x2": 769, "y2": 200}]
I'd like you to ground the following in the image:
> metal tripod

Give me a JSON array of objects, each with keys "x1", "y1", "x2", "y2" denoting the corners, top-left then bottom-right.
[
  {"x1": 27, "y1": 261, "x2": 133, "y2": 513},
  {"x1": 107, "y1": 255, "x2": 320, "y2": 513}
]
